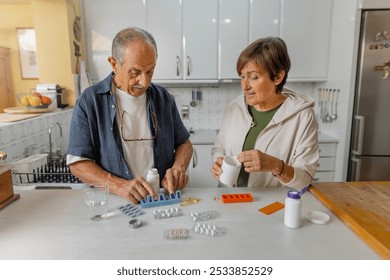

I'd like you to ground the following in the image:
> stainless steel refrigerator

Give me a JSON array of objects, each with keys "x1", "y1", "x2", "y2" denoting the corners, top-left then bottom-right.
[{"x1": 348, "y1": 10, "x2": 390, "y2": 181}]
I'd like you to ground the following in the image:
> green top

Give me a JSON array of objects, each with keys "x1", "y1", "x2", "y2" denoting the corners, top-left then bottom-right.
[{"x1": 237, "y1": 104, "x2": 281, "y2": 187}]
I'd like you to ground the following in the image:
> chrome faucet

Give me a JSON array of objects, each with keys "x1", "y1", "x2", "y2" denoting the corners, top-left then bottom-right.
[
  {"x1": 0, "y1": 150, "x2": 7, "y2": 164},
  {"x1": 48, "y1": 122, "x2": 63, "y2": 161}
]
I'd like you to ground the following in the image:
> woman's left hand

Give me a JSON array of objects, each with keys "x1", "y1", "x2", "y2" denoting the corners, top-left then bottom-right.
[{"x1": 237, "y1": 150, "x2": 277, "y2": 173}]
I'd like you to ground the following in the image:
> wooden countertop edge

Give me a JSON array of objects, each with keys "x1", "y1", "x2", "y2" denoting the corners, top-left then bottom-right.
[
  {"x1": 309, "y1": 185, "x2": 389, "y2": 260},
  {"x1": 0, "y1": 194, "x2": 20, "y2": 210}
]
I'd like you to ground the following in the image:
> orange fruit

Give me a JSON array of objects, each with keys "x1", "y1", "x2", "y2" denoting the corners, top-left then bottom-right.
[
  {"x1": 32, "y1": 92, "x2": 42, "y2": 98},
  {"x1": 41, "y1": 96, "x2": 52, "y2": 105}
]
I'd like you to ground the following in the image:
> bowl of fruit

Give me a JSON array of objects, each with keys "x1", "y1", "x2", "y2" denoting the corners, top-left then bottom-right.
[{"x1": 17, "y1": 92, "x2": 53, "y2": 109}]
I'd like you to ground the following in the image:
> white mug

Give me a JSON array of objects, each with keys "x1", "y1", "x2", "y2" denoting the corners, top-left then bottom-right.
[{"x1": 219, "y1": 156, "x2": 241, "y2": 187}]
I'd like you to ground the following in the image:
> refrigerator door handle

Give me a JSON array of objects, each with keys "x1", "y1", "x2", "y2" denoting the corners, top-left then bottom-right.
[
  {"x1": 351, "y1": 157, "x2": 361, "y2": 181},
  {"x1": 352, "y1": 115, "x2": 365, "y2": 155}
]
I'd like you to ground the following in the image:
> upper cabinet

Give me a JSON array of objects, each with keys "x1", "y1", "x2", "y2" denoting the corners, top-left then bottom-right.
[
  {"x1": 147, "y1": 0, "x2": 218, "y2": 81},
  {"x1": 82, "y1": 0, "x2": 146, "y2": 83},
  {"x1": 182, "y1": 0, "x2": 219, "y2": 80},
  {"x1": 249, "y1": 0, "x2": 280, "y2": 42},
  {"x1": 146, "y1": 0, "x2": 182, "y2": 80},
  {"x1": 82, "y1": 0, "x2": 333, "y2": 83},
  {"x1": 280, "y1": 0, "x2": 333, "y2": 80},
  {"x1": 219, "y1": 0, "x2": 249, "y2": 80}
]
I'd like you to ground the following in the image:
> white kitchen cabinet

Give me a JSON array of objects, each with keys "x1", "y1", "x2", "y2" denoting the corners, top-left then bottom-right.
[
  {"x1": 146, "y1": 0, "x2": 182, "y2": 80},
  {"x1": 280, "y1": 0, "x2": 333, "y2": 80},
  {"x1": 219, "y1": 0, "x2": 249, "y2": 79},
  {"x1": 82, "y1": 0, "x2": 146, "y2": 83},
  {"x1": 188, "y1": 144, "x2": 218, "y2": 188},
  {"x1": 313, "y1": 141, "x2": 337, "y2": 182},
  {"x1": 147, "y1": 0, "x2": 218, "y2": 81},
  {"x1": 249, "y1": 0, "x2": 280, "y2": 42},
  {"x1": 183, "y1": 0, "x2": 218, "y2": 80},
  {"x1": 82, "y1": 0, "x2": 333, "y2": 83}
]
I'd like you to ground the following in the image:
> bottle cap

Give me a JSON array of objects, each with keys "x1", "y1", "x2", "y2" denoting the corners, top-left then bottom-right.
[
  {"x1": 148, "y1": 168, "x2": 158, "y2": 175},
  {"x1": 129, "y1": 218, "x2": 142, "y2": 228},
  {"x1": 287, "y1": 190, "x2": 301, "y2": 199}
]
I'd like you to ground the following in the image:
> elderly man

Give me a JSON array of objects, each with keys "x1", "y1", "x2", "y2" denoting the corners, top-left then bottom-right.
[{"x1": 67, "y1": 27, "x2": 192, "y2": 203}]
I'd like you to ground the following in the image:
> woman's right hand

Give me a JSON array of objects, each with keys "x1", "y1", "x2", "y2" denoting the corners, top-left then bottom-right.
[{"x1": 210, "y1": 157, "x2": 224, "y2": 180}]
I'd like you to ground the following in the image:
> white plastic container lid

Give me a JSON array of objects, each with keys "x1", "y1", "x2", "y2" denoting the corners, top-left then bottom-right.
[{"x1": 305, "y1": 210, "x2": 330, "y2": 224}]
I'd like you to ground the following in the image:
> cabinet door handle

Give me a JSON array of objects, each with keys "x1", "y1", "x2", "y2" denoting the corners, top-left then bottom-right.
[
  {"x1": 187, "y1": 56, "x2": 191, "y2": 76},
  {"x1": 192, "y1": 148, "x2": 198, "y2": 168},
  {"x1": 176, "y1": 56, "x2": 180, "y2": 77}
]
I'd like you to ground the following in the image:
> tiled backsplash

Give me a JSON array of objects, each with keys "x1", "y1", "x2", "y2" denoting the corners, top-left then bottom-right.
[
  {"x1": 0, "y1": 82, "x2": 315, "y2": 163},
  {"x1": 0, "y1": 109, "x2": 72, "y2": 164},
  {"x1": 168, "y1": 82, "x2": 316, "y2": 130}
]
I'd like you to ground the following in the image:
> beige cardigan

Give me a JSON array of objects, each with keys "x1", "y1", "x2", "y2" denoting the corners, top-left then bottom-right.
[{"x1": 212, "y1": 91, "x2": 319, "y2": 189}]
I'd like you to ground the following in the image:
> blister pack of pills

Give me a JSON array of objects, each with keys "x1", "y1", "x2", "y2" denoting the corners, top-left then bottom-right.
[
  {"x1": 192, "y1": 223, "x2": 226, "y2": 237},
  {"x1": 153, "y1": 207, "x2": 183, "y2": 219},
  {"x1": 164, "y1": 228, "x2": 189, "y2": 239},
  {"x1": 189, "y1": 210, "x2": 218, "y2": 222},
  {"x1": 118, "y1": 204, "x2": 145, "y2": 218}
]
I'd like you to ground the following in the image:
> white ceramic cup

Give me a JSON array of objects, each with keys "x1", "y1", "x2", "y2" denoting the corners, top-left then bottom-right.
[
  {"x1": 219, "y1": 156, "x2": 241, "y2": 187},
  {"x1": 83, "y1": 184, "x2": 108, "y2": 221}
]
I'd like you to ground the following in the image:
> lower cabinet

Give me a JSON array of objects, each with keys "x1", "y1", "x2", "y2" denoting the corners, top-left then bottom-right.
[
  {"x1": 313, "y1": 141, "x2": 337, "y2": 182},
  {"x1": 188, "y1": 144, "x2": 218, "y2": 188}
]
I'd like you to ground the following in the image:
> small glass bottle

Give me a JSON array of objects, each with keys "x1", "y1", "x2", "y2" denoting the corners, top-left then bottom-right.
[
  {"x1": 284, "y1": 190, "x2": 302, "y2": 228},
  {"x1": 146, "y1": 168, "x2": 160, "y2": 194}
]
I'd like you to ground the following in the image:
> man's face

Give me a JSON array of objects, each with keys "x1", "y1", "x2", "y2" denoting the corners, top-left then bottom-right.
[{"x1": 109, "y1": 39, "x2": 157, "y2": 96}]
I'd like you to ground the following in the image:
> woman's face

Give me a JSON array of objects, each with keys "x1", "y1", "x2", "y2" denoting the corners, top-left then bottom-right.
[
  {"x1": 239, "y1": 61, "x2": 281, "y2": 109},
  {"x1": 109, "y1": 39, "x2": 156, "y2": 97}
]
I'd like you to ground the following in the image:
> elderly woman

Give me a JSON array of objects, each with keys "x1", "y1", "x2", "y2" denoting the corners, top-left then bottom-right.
[{"x1": 211, "y1": 37, "x2": 319, "y2": 189}]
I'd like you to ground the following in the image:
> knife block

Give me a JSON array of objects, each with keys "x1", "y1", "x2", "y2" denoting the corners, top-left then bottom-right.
[{"x1": 0, "y1": 166, "x2": 20, "y2": 210}]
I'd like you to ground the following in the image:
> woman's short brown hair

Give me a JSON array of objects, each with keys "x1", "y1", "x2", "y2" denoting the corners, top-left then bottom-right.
[{"x1": 236, "y1": 37, "x2": 291, "y2": 93}]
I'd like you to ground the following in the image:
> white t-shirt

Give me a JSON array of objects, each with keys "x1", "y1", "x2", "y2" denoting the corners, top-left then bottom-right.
[
  {"x1": 115, "y1": 87, "x2": 154, "y2": 178},
  {"x1": 67, "y1": 85, "x2": 154, "y2": 179}
]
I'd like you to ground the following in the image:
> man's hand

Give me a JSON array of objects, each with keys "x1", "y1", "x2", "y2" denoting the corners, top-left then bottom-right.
[
  {"x1": 162, "y1": 165, "x2": 188, "y2": 194},
  {"x1": 115, "y1": 176, "x2": 157, "y2": 204}
]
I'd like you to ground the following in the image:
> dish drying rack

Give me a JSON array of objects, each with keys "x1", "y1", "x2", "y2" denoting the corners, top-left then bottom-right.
[{"x1": 12, "y1": 158, "x2": 82, "y2": 185}]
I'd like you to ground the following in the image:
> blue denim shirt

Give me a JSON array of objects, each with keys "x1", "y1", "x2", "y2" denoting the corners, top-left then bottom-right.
[{"x1": 67, "y1": 72, "x2": 190, "y2": 180}]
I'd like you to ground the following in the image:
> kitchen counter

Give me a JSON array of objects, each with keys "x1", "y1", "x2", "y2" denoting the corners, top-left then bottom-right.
[
  {"x1": 310, "y1": 181, "x2": 390, "y2": 259},
  {"x1": 0, "y1": 187, "x2": 379, "y2": 260},
  {"x1": 189, "y1": 129, "x2": 218, "y2": 144}
]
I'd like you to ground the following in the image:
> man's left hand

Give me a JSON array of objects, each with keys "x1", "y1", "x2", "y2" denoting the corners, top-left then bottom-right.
[{"x1": 161, "y1": 166, "x2": 188, "y2": 194}]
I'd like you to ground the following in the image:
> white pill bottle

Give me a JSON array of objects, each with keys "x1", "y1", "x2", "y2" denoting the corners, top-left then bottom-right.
[
  {"x1": 146, "y1": 168, "x2": 160, "y2": 194},
  {"x1": 284, "y1": 190, "x2": 302, "y2": 228}
]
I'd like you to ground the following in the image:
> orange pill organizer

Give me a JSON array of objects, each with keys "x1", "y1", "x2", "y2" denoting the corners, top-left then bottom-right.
[{"x1": 221, "y1": 193, "x2": 253, "y2": 203}]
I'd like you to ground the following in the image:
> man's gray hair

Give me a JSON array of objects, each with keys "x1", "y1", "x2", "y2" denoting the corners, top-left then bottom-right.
[{"x1": 111, "y1": 27, "x2": 158, "y2": 65}]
